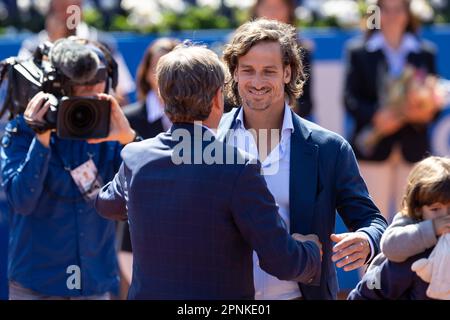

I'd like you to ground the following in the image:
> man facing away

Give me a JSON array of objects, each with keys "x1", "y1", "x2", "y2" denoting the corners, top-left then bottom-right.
[
  {"x1": 219, "y1": 18, "x2": 388, "y2": 299},
  {"x1": 95, "y1": 44, "x2": 322, "y2": 299}
]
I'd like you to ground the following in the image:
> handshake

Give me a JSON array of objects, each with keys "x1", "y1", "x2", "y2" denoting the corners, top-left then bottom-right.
[
  {"x1": 291, "y1": 232, "x2": 372, "y2": 272},
  {"x1": 292, "y1": 233, "x2": 323, "y2": 260}
]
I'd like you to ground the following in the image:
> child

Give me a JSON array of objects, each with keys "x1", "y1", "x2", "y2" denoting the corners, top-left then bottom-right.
[
  {"x1": 381, "y1": 156, "x2": 450, "y2": 262},
  {"x1": 348, "y1": 156, "x2": 450, "y2": 300}
]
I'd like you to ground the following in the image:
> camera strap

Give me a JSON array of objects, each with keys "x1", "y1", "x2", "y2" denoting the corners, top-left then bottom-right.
[{"x1": 44, "y1": 142, "x2": 103, "y2": 203}]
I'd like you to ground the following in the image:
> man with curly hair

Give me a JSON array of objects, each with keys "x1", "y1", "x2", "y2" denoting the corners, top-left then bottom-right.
[{"x1": 219, "y1": 18, "x2": 388, "y2": 300}]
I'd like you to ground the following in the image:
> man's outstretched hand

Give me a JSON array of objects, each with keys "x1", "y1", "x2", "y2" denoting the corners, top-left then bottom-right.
[{"x1": 331, "y1": 232, "x2": 370, "y2": 271}]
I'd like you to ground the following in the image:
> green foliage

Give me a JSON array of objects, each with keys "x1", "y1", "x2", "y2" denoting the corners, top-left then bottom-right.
[
  {"x1": 80, "y1": 6, "x2": 234, "y2": 33},
  {"x1": 6, "y1": 1, "x2": 450, "y2": 33},
  {"x1": 156, "y1": 6, "x2": 231, "y2": 32},
  {"x1": 110, "y1": 14, "x2": 138, "y2": 32},
  {"x1": 83, "y1": 8, "x2": 104, "y2": 30},
  {"x1": 233, "y1": 8, "x2": 251, "y2": 27}
]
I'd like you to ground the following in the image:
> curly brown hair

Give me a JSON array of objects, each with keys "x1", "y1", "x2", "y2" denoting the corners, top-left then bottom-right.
[
  {"x1": 401, "y1": 156, "x2": 450, "y2": 220},
  {"x1": 222, "y1": 18, "x2": 304, "y2": 107}
]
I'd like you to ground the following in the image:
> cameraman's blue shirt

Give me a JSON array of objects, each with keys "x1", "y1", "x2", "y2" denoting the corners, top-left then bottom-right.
[{"x1": 0, "y1": 115, "x2": 121, "y2": 297}]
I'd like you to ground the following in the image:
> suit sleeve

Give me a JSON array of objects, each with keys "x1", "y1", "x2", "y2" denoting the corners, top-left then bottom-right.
[
  {"x1": 95, "y1": 162, "x2": 128, "y2": 221},
  {"x1": 334, "y1": 139, "x2": 388, "y2": 261},
  {"x1": 347, "y1": 254, "x2": 417, "y2": 300},
  {"x1": 381, "y1": 213, "x2": 437, "y2": 263},
  {"x1": 230, "y1": 160, "x2": 321, "y2": 285}
]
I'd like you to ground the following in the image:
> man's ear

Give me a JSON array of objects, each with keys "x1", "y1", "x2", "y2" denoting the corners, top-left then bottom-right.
[
  {"x1": 283, "y1": 65, "x2": 291, "y2": 84},
  {"x1": 211, "y1": 87, "x2": 224, "y2": 114}
]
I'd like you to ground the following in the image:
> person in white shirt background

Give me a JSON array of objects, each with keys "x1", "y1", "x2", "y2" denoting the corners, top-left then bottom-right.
[{"x1": 343, "y1": 0, "x2": 442, "y2": 222}]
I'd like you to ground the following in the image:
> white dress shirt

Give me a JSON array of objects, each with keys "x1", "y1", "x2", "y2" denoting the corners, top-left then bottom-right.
[
  {"x1": 146, "y1": 91, "x2": 172, "y2": 131},
  {"x1": 228, "y1": 104, "x2": 302, "y2": 300},
  {"x1": 366, "y1": 31, "x2": 421, "y2": 78}
]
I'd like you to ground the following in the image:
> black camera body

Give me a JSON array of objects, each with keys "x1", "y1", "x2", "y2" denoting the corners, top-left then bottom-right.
[{"x1": 0, "y1": 39, "x2": 118, "y2": 140}]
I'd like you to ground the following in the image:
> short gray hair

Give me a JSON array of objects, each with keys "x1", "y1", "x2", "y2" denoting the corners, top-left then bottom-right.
[{"x1": 156, "y1": 44, "x2": 226, "y2": 123}]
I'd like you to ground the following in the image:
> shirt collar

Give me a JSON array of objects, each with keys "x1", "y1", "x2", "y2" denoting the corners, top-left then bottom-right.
[
  {"x1": 235, "y1": 103, "x2": 295, "y2": 135},
  {"x1": 146, "y1": 90, "x2": 165, "y2": 123},
  {"x1": 366, "y1": 31, "x2": 421, "y2": 54}
]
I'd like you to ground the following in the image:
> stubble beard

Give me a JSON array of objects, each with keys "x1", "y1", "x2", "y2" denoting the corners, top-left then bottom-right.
[{"x1": 242, "y1": 96, "x2": 271, "y2": 112}]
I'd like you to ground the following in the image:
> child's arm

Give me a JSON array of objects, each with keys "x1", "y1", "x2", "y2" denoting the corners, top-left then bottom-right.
[{"x1": 380, "y1": 212, "x2": 437, "y2": 263}]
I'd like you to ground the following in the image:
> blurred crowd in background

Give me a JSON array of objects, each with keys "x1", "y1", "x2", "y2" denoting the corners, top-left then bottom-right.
[
  {"x1": 0, "y1": 0, "x2": 449, "y2": 33},
  {"x1": 0, "y1": 0, "x2": 449, "y2": 300}
]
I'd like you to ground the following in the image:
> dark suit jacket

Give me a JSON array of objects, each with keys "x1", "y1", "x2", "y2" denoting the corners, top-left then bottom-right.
[
  {"x1": 121, "y1": 100, "x2": 166, "y2": 252},
  {"x1": 95, "y1": 123, "x2": 322, "y2": 300},
  {"x1": 218, "y1": 108, "x2": 388, "y2": 299},
  {"x1": 344, "y1": 37, "x2": 437, "y2": 162},
  {"x1": 123, "y1": 101, "x2": 165, "y2": 139},
  {"x1": 348, "y1": 250, "x2": 433, "y2": 300}
]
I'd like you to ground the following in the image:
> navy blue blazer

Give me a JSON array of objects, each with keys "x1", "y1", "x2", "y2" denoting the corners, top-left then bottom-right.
[
  {"x1": 218, "y1": 108, "x2": 388, "y2": 299},
  {"x1": 348, "y1": 250, "x2": 433, "y2": 300},
  {"x1": 95, "y1": 123, "x2": 321, "y2": 300}
]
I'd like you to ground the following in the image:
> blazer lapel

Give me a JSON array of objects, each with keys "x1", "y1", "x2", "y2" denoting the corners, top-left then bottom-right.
[
  {"x1": 138, "y1": 101, "x2": 148, "y2": 122},
  {"x1": 406, "y1": 51, "x2": 429, "y2": 71},
  {"x1": 217, "y1": 108, "x2": 241, "y2": 141},
  {"x1": 289, "y1": 112, "x2": 319, "y2": 235},
  {"x1": 370, "y1": 49, "x2": 388, "y2": 99}
]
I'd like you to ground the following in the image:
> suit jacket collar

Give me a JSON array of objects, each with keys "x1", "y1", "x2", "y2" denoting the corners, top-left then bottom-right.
[
  {"x1": 366, "y1": 43, "x2": 429, "y2": 74},
  {"x1": 138, "y1": 100, "x2": 149, "y2": 120},
  {"x1": 366, "y1": 32, "x2": 421, "y2": 54},
  {"x1": 170, "y1": 122, "x2": 217, "y2": 140},
  {"x1": 289, "y1": 111, "x2": 319, "y2": 234}
]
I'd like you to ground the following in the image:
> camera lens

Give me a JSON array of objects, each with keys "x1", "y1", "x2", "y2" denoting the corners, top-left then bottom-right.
[
  {"x1": 65, "y1": 101, "x2": 98, "y2": 136},
  {"x1": 57, "y1": 97, "x2": 110, "y2": 139}
]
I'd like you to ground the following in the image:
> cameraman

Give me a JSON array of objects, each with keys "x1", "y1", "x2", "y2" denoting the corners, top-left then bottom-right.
[{"x1": 0, "y1": 39, "x2": 136, "y2": 300}]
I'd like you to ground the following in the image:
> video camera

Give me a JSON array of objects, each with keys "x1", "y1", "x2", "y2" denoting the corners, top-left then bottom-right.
[{"x1": 0, "y1": 37, "x2": 118, "y2": 139}]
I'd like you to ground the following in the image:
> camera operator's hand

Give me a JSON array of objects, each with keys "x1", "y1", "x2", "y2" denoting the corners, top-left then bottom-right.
[
  {"x1": 87, "y1": 93, "x2": 136, "y2": 145},
  {"x1": 24, "y1": 92, "x2": 53, "y2": 148}
]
